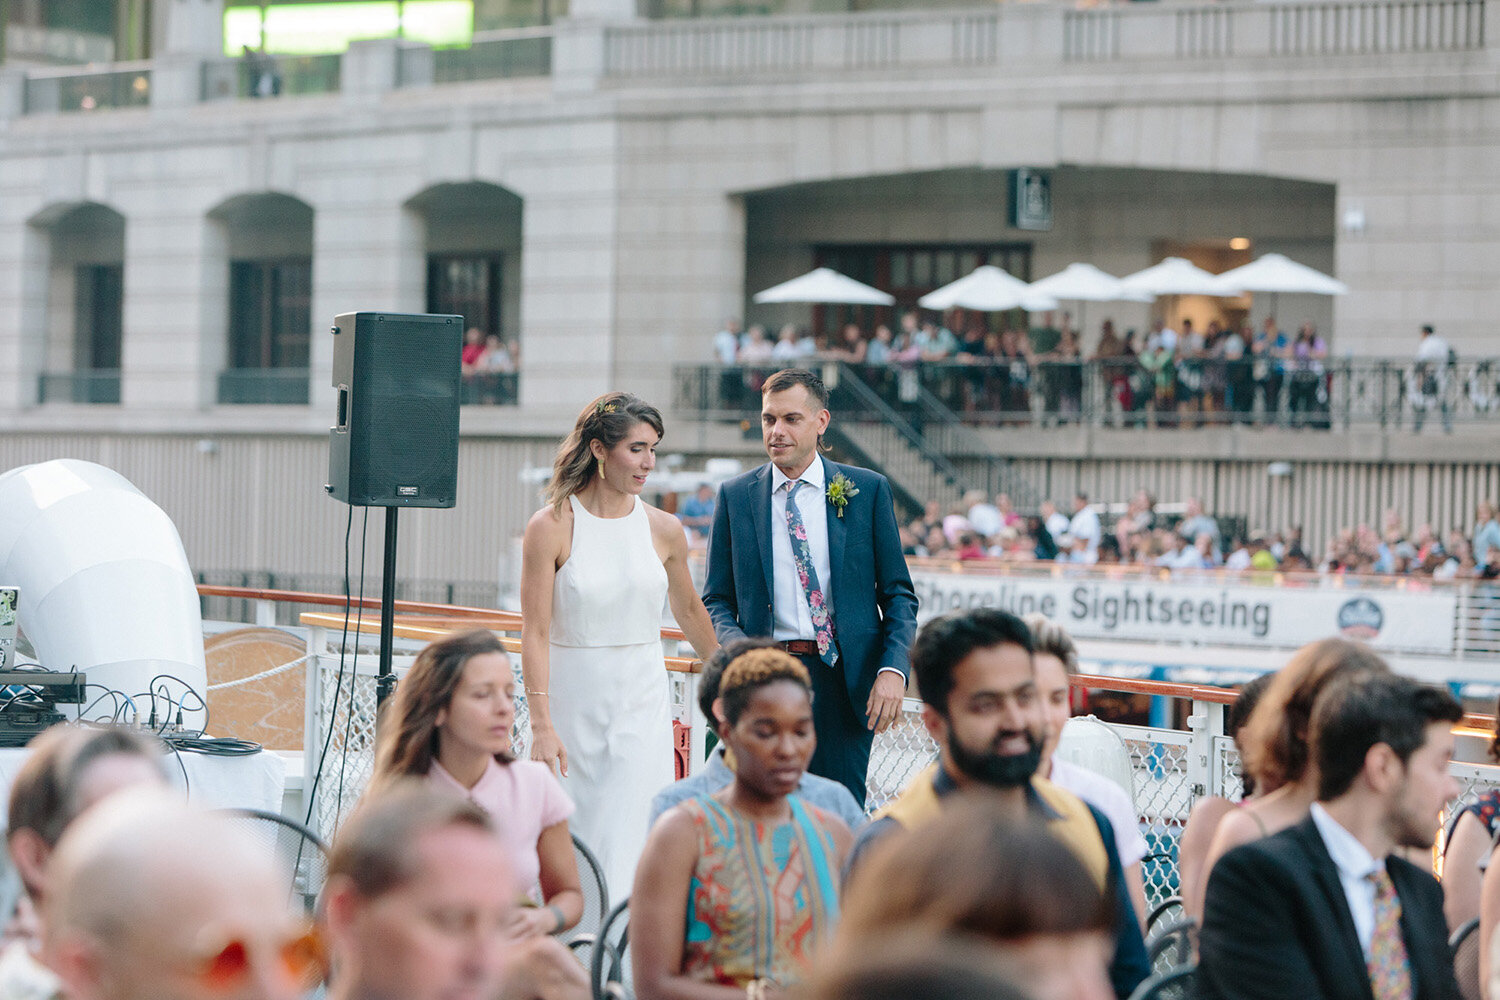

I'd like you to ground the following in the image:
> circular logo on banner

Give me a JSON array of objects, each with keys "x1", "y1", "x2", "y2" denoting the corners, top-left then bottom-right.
[{"x1": 1337, "y1": 597, "x2": 1384, "y2": 640}]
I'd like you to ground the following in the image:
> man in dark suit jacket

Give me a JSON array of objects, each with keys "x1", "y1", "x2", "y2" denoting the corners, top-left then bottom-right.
[
  {"x1": 1198, "y1": 672, "x2": 1464, "y2": 1000},
  {"x1": 703, "y1": 367, "x2": 918, "y2": 805}
]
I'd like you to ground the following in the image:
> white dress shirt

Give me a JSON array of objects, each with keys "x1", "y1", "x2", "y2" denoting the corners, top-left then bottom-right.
[
  {"x1": 1310, "y1": 802, "x2": 1382, "y2": 959},
  {"x1": 770, "y1": 459, "x2": 832, "y2": 641}
]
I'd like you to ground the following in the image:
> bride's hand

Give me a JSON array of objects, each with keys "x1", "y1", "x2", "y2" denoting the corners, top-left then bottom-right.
[{"x1": 530, "y1": 725, "x2": 569, "y2": 778}]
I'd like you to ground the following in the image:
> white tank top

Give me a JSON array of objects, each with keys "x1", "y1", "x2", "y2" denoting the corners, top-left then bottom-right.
[{"x1": 549, "y1": 495, "x2": 668, "y2": 647}]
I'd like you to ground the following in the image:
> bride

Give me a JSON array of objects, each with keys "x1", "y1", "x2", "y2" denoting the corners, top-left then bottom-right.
[{"x1": 520, "y1": 391, "x2": 719, "y2": 896}]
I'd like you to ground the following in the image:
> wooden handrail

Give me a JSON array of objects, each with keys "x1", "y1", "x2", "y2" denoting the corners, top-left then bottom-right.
[
  {"x1": 1073, "y1": 672, "x2": 1238, "y2": 705},
  {"x1": 197, "y1": 583, "x2": 689, "y2": 641},
  {"x1": 297, "y1": 612, "x2": 702, "y2": 673}
]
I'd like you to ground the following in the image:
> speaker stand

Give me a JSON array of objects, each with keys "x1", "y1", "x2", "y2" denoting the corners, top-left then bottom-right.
[{"x1": 376, "y1": 506, "x2": 399, "y2": 709}]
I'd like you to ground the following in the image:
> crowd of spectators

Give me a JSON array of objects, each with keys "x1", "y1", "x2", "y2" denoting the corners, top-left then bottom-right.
[
  {"x1": 903, "y1": 489, "x2": 1500, "y2": 581},
  {"x1": 461, "y1": 326, "x2": 521, "y2": 405},
  {"x1": 713, "y1": 312, "x2": 1339, "y2": 428}
]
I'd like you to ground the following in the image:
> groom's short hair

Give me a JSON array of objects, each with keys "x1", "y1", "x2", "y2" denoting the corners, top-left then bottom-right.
[{"x1": 763, "y1": 368, "x2": 829, "y2": 409}]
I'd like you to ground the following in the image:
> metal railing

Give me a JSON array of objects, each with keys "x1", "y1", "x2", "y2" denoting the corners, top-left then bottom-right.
[
  {"x1": 675, "y1": 359, "x2": 1500, "y2": 430},
  {"x1": 431, "y1": 31, "x2": 554, "y2": 83},
  {"x1": 216, "y1": 368, "x2": 311, "y2": 406},
  {"x1": 200, "y1": 54, "x2": 343, "y2": 102},
  {"x1": 37, "y1": 370, "x2": 122, "y2": 405},
  {"x1": 22, "y1": 63, "x2": 151, "y2": 114}
]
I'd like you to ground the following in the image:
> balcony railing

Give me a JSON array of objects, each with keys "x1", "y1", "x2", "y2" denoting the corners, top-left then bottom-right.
[
  {"x1": 217, "y1": 368, "x2": 311, "y2": 405},
  {"x1": 675, "y1": 358, "x2": 1500, "y2": 430},
  {"x1": 428, "y1": 31, "x2": 554, "y2": 83},
  {"x1": 200, "y1": 53, "x2": 343, "y2": 102},
  {"x1": 21, "y1": 62, "x2": 151, "y2": 114},
  {"x1": 37, "y1": 370, "x2": 122, "y2": 405}
]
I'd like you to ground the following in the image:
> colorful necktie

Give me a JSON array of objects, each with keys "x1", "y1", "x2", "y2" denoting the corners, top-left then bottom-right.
[
  {"x1": 1366, "y1": 869, "x2": 1413, "y2": 1000},
  {"x1": 784, "y1": 480, "x2": 837, "y2": 666}
]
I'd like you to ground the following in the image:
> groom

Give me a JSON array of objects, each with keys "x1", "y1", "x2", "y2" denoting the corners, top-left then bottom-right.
[{"x1": 703, "y1": 367, "x2": 918, "y2": 806}]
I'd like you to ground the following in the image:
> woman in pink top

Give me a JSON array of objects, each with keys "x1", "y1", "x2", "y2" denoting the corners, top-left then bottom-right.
[{"x1": 371, "y1": 628, "x2": 583, "y2": 937}]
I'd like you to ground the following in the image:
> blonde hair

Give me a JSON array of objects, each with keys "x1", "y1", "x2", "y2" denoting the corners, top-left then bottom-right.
[
  {"x1": 544, "y1": 392, "x2": 665, "y2": 514},
  {"x1": 718, "y1": 648, "x2": 812, "y2": 726}
]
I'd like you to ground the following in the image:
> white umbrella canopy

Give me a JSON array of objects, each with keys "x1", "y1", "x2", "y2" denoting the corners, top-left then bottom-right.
[
  {"x1": 1211, "y1": 253, "x2": 1348, "y2": 296},
  {"x1": 1029, "y1": 263, "x2": 1154, "y2": 303},
  {"x1": 918, "y1": 265, "x2": 1058, "y2": 312},
  {"x1": 752, "y1": 267, "x2": 895, "y2": 305},
  {"x1": 1119, "y1": 256, "x2": 1236, "y2": 297}
]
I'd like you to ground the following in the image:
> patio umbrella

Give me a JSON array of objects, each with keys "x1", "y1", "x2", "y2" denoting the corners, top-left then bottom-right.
[
  {"x1": 1211, "y1": 253, "x2": 1347, "y2": 319},
  {"x1": 1119, "y1": 257, "x2": 1235, "y2": 297},
  {"x1": 752, "y1": 267, "x2": 895, "y2": 305},
  {"x1": 918, "y1": 265, "x2": 1058, "y2": 312},
  {"x1": 1028, "y1": 263, "x2": 1153, "y2": 336}
]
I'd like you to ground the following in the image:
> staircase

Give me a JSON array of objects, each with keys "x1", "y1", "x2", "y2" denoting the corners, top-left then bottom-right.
[{"x1": 824, "y1": 364, "x2": 1043, "y2": 518}]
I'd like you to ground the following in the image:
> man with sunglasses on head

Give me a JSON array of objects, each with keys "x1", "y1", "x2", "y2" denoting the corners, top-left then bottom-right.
[
  {"x1": 0, "y1": 724, "x2": 171, "y2": 1000},
  {"x1": 321, "y1": 782, "x2": 588, "y2": 1000},
  {"x1": 44, "y1": 792, "x2": 320, "y2": 1000}
]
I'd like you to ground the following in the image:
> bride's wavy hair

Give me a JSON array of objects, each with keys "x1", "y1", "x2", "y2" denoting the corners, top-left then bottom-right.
[
  {"x1": 372, "y1": 628, "x2": 513, "y2": 790},
  {"x1": 544, "y1": 392, "x2": 664, "y2": 514}
]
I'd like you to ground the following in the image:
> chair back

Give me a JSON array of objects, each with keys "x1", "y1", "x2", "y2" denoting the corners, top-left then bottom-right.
[
  {"x1": 1056, "y1": 715, "x2": 1137, "y2": 808},
  {"x1": 215, "y1": 807, "x2": 329, "y2": 914},
  {"x1": 1146, "y1": 917, "x2": 1198, "y2": 975},
  {"x1": 1145, "y1": 896, "x2": 1184, "y2": 939},
  {"x1": 590, "y1": 897, "x2": 632, "y2": 1000},
  {"x1": 1451, "y1": 916, "x2": 1481, "y2": 1000},
  {"x1": 1127, "y1": 963, "x2": 1196, "y2": 1000},
  {"x1": 565, "y1": 833, "x2": 610, "y2": 951}
]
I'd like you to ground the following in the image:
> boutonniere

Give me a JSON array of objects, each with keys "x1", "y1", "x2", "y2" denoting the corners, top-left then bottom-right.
[{"x1": 826, "y1": 474, "x2": 859, "y2": 518}]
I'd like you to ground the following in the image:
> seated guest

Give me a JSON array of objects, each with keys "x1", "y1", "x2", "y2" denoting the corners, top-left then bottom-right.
[
  {"x1": 633, "y1": 648, "x2": 851, "y2": 998},
  {"x1": 1198, "y1": 673, "x2": 1462, "y2": 1000},
  {"x1": 847, "y1": 609, "x2": 1149, "y2": 1000},
  {"x1": 1194, "y1": 639, "x2": 1390, "y2": 919},
  {"x1": 323, "y1": 783, "x2": 589, "y2": 1000},
  {"x1": 1024, "y1": 614, "x2": 1148, "y2": 928},
  {"x1": 0, "y1": 724, "x2": 171, "y2": 995},
  {"x1": 44, "y1": 792, "x2": 323, "y2": 1000},
  {"x1": 371, "y1": 628, "x2": 582, "y2": 936},
  {"x1": 1441, "y1": 693, "x2": 1500, "y2": 932},
  {"x1": 836, "y1": 800, "x2": 1115, "y2": 1000},
  {"x1": 648, "y1": 637, "x2": 865, "y2": 830},
  {"x1": 1175, "y1": 672, "x2": 1274, "y2": 925}
]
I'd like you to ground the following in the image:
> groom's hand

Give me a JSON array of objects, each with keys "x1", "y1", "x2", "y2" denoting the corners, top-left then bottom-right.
[{"x1": 865, "y1": 671, "x2": 905, "y2": 733}]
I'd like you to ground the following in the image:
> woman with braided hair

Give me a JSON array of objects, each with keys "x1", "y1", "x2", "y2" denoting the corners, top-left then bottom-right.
[{"x1": 632, "y1": 647, "x2": 851, "y2": 1000}]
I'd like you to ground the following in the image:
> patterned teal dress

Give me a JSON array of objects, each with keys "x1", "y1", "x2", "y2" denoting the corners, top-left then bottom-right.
[{"x1": 679, "y1": 795, "x2": 841, "y2": 988}]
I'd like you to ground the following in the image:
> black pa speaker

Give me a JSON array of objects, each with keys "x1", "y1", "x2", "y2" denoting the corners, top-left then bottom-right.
[{"x1": 325, "y1": 311, "x2": 462, "y2": 508}]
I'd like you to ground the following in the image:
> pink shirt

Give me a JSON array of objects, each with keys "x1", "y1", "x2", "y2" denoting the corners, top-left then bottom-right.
[{"x1": 428, "y1": 758, "x2": 574, "y2": 897}]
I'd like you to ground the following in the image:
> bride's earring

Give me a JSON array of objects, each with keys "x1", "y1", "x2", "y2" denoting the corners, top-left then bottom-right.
[{"x1": 597, "y1": 457, "x2": 606, "y2": 479}]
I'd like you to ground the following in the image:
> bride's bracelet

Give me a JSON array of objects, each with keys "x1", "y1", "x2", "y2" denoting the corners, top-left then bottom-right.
[{"x1": 525, "y1": 690, "x2": 548, "y2": 697}]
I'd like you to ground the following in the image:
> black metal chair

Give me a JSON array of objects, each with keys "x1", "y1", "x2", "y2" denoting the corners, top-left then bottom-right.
[
  {"x1": 1147, "y1": 917, "x2": 1198, "y2": 974},
  {"x1": 1127, "y1": 963, "x2": 1196, "y2": 1000},
  {"x1": 1451, "y1": 916, "x2": 1482, "y2": 1000},
  {"x1": 563, "y1": 833, "x2": 610, "y2": 955},
  {"x1": 590, "y1": 897, "x2": 631, "y2": 1000},
  {"x1": 1145, "y1": 895, "x2": 1184, "y2": 939},
  {"x1": 215, "y1": 807, "x2": 329, "y2": 915}
]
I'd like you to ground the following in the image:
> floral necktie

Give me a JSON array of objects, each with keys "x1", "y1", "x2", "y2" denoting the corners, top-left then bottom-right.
[
  {"x1": 784, "y1": 480, "x2": 836, "y2": 666},
  {"x1": 1366, "y1": 869, "x2": 1412, "y2": 1000}
]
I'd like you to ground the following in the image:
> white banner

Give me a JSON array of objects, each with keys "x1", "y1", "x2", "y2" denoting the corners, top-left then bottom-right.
[{"x1": 911, "y1": 570, "x2": 1457, "y2": 656}]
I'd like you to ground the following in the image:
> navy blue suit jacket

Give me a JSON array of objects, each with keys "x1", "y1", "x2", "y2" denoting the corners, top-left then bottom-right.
[{"x1": 702, "y1": 456, "x2": 918, "y2": 704}]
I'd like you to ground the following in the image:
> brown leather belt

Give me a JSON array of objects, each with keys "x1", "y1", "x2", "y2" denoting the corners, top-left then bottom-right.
[{"x1": 778, "y1": 640, "x2": 820, "y2": 656}]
